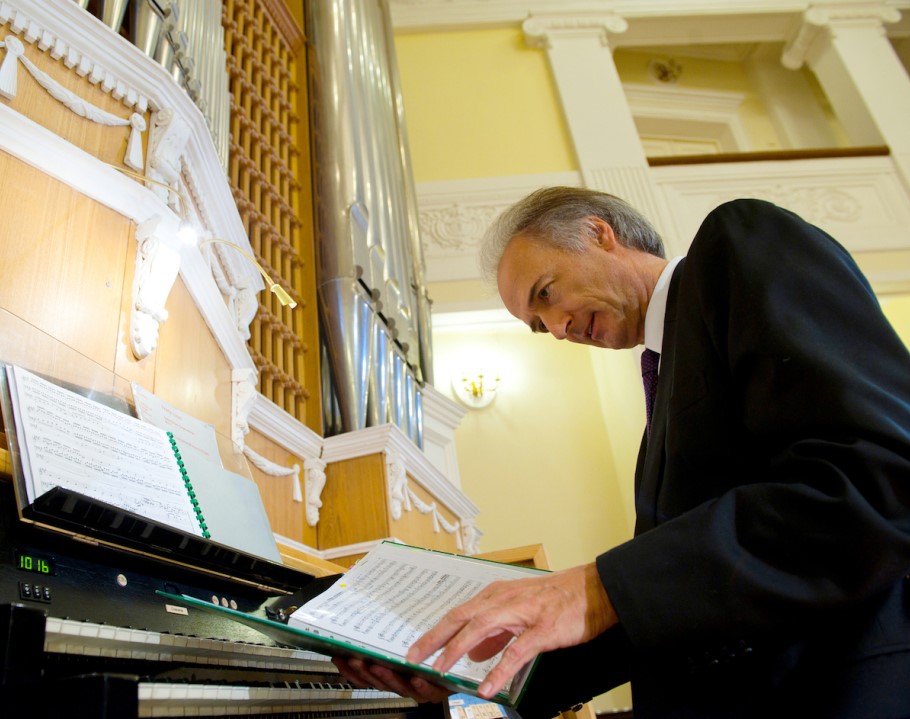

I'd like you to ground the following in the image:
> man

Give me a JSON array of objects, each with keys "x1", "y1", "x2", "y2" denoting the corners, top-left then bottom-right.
[{"x1": 338, "y1": 187, "x2": 910, "y2": 718}]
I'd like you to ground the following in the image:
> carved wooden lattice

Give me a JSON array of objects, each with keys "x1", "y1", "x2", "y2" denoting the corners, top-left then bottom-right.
[{"x1": 221, "y1": 0, "x2": 321, "y2": 431}]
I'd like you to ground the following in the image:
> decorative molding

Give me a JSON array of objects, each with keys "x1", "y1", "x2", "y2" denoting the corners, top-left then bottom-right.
[
  {"x1": 623, "y1": 83, "x2": 749, "y2": 152},
  {"x1": 321, "y1": 423, "x2": 481, "y2": 524},
  {"x1": 650, "y1": 154, "x2": 910, "y2": 261},
  {"x1": 248, "y1": 392, "x2": 325, "y2": 460},
  {"x1": 461, "y1": 518, "x2": 482, "y2": 556},
  {"x1": 146, "y1": 108, "x2": 190, "y2": 206},
  {"x1": 130, "y1": 215, "x2": 181, "y2": 359},
  {"x1": 243, "y1": 443, "x2": 302, "y2": 503},
  {"x1": 247, "y1": 391, "x2": 325, "y2": 509},
  {"x1": 0, "y1": 33, "x2": 146, "y2": 170},
  {"x1": 0, "y1": 0, "x2": 261, "y2": 375},
  {"x1": 389, "y1": 1, "x2": 910, "y2": 38},
  {"x1": 417, "y1": 171, "x2": 581, "y2": 286},
  {"x1": 0, "y1": 2, "x2": 151, "y2": 112},
  {"x1": 232, "y1": 368, "x2": 259, "y2": 451},
  {"x1": 303, "y1": 456, "x2": 327, "y2": 525},
  {"x1": 414, "y1": 383, "x2": 467, "y2": 489},
  {"x1": 782, "y1": 2, "x2": 902, "y2": 69},
  {"x1": 318, "y1": 537, "x2": 406, "y2": 562},
  {"x1": 419, "y1": 202, "x2": 500, "y2": 253},
  {"x1": 522, "y1": 12, "x2": 629, "y2": 49},
  {"x1": 273, "y1": 532, "x2": 326, "y2": 560},
  {"x1": 387, "y1": 449, "x2": 410, "y2": 520}
]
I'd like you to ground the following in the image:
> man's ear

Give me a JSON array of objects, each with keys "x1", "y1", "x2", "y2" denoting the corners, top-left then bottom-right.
[{"x1": 588, "y1": 217, "x2": 618, "y2": 250}]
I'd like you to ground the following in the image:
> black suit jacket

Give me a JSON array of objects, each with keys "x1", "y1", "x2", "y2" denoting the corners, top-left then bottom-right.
[{"x1": 517, "y1": 200, "x2": 910, "y2": 719}]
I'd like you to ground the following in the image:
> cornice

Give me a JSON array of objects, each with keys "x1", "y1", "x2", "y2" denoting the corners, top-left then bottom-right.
[
  {"x1": 322, "y1": 423, "x2": 480, "y2": 519},
  {"x1": 522, "y1": 12, "x2": 629, "y2": 49},
  {"x1": 249, "y1": 392, "x2": 324, "y2": 459},
  {"x1": 390, "y1": 0, "x2": 910, "y2": 45},
  {"x1": 420, "y1": 383, "x2": 468, "y2": 431}
]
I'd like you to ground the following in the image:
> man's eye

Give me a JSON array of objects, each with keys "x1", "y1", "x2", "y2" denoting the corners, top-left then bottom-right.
[{"x1": 538, "y1": 286, "x2": 550, "y2": 301}]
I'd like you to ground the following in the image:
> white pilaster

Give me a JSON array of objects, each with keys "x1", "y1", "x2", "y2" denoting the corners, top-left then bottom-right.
[
  {"x1": 746, "y1": 45, "x2": 838, "y2": 150},
  {"x1": 782, "y1": 3, "x2": 910, "y2": 190},
  {"x1": 521, "y1": 12, "x2": 679, "y2": 251}
]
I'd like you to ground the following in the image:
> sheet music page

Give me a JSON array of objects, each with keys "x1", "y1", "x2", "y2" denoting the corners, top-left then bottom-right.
[
  {"x1": 131, "y1": 381, "x2": 222, "y2": 467},
  {"x1": 7, "y1": 366, "x2": 201, "y2": 536},
  {"x1": 288, "y1": 542, "x2": 542, "y2": 685}
]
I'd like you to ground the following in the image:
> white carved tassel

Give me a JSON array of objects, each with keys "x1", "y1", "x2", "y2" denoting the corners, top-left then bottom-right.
[
  {"x1": 125, "y1": 113, "x2": 147, "y2": 171},
  {"x1": 0, "y1": 36, "x2": 24, "y2": 101}
]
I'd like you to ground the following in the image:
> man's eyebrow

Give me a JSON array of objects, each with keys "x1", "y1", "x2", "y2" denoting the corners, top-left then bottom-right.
[{"x1": 527, "y1": 276, "x2": 543, "y2": 313}]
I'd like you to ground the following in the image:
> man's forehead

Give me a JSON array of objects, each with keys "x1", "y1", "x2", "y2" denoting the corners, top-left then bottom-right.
[{"x1": 497, "y1": 235, "x2": 540, "y2": 319}]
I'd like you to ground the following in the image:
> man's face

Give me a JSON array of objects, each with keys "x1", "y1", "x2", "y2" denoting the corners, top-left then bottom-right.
[{"x1": 496, "y1": 218, "x2": 648, "y2": 349}]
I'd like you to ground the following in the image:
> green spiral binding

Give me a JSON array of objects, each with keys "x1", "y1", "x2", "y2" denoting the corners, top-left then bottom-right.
[{"x1": 167, "y1": 431, "x2": 211, "y2": 539}]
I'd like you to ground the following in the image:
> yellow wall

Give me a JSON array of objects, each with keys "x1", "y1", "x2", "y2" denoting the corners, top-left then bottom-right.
[
  {"x1": 394, "y1": 28, "x2": 576, "y2": 181},
  {"x1": 433, "y1": 321, "x2": 636, "y2": 711},
  {"x1": 613, "y1": 49, "x2": 783, "y2": 151},
  {"x1": 882, "y1": 295, "x2": 910, "y2": 347},
  {"x1": 433, "y1": 323, "x2": 632, "y2": 570}
]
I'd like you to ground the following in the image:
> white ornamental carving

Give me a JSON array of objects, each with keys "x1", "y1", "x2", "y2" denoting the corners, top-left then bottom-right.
[
  {"x1": 0, "y1": 33, "x2": 146, "y2": 169},
  {"x1": 419, "y1": 204, "x2": 500, "y2": 251},
  {"x1": 130, "y1": 216, "x2": 180, "y2": 359}
]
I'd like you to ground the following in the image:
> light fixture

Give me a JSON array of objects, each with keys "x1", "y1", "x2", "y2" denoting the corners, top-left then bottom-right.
[
  {"x1": 451, "y1": 371, "x2": 500, "y2": 409},
  {"x1": 107, "y1": 162, "x2": 296, "y2": 309},
  {"x1": 198, "y1": 238, "x2": 297, "y2": 308}
]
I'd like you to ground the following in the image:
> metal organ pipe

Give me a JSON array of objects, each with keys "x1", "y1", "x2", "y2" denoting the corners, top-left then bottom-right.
[{"x1": 306, "y1": 0, "x2": 432, "y2": 447}]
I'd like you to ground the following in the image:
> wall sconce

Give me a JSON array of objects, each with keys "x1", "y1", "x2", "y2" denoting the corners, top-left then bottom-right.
[{"x1": 452, "y1": 371, "x2": 500, "y2": 409}]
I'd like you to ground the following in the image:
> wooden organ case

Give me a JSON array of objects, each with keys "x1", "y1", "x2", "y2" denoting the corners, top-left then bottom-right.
[{"x1": 0, "y1": 0, "x2": 444, "y2": 716}]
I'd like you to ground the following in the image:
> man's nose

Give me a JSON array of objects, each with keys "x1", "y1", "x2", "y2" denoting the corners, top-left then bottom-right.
[{"x1": 543, "y1": 313, "x2": 570, "y2": 340}]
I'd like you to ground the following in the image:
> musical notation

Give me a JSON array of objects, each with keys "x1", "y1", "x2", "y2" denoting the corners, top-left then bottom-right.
[{"x1": 7, "y1": 366, "x2": 202, "y2": 536}]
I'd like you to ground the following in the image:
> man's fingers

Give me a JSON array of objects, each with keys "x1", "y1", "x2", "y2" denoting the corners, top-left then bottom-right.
[
  {"x1": 467, "y1": 631, "x2": 513, "y2": 663},
  {"x1": 406, "y1": 612, "x2": 468, "y2": 665},
  {"x1": 475, "y1": 627, "x2": 545, "y2": 698}
]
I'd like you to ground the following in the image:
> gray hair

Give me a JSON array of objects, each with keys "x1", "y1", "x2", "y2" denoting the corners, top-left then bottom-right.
[{"x1": 479, "y1": 186, "x2": 666, "y2": 283}]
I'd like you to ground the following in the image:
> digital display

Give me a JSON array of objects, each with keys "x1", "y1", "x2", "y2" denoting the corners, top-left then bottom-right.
[{"x1": 15, "y1": 550, "x2": 55, "y2": 576}]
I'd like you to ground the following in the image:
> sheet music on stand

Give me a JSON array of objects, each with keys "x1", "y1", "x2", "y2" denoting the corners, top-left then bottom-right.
[
  {"x1": 5, "y1": 364, "x2": 201, "y2": 535},
  {"x1": 0, "y1": 364, "x2": 282, "y2": 563}
]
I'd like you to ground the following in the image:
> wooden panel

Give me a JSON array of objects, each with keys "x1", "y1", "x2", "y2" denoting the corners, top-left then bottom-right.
[
  {"x1": 391, "y1": 478, "x2": 462, "y2": 554},
  {"x1": 148, "y1": 277, "x2": 234, "y2": 442},
  {"x1": 244, "y1": 428, "x2": 311, "y2": 545},
  {"x1": 5, "y1": 40, "x2": 147, "y2": 169},
  {"x1": 318, "y1": 455, "x2": 390, "y2": 550},
  {"x1": 278, "y1": 543, "x2": 346, "y2": 578},
  {"x1": 0, "y1": 152, "x2": 129, "y2": 373},
  {"x1": 473, "y1": 544, "x2": 552, "y2": 570}
]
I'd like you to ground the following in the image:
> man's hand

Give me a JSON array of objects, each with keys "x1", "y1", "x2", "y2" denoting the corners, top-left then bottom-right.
[
  {"x1": 405, "y1": 562, "x2": 617, "y2": 699},
  {"x1": 332, "y1": 657, "x2": 451, "y2": 704}
]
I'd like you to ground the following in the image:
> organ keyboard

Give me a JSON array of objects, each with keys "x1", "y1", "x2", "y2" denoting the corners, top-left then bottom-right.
[{"x1": 0, "y1": 464, "x2": 444, "y2": 718}]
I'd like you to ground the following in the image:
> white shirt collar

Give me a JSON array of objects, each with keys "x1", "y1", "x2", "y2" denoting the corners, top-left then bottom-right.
[{"x1": 644, "y1": 256, "x2": 684, "y2": 354}]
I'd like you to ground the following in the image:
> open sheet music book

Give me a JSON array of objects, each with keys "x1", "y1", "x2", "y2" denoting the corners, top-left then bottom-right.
[
  {"x1": 3, "y1": 364, "x2": 281, "y2": 562},
  {"x1": 159, "y1": 540, "x2": 546, "y2": 706}
]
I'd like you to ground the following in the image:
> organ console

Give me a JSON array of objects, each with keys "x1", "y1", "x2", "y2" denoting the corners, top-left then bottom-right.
[{"x1": 0, "y1": 451, "x2": 443, "y2": 718}]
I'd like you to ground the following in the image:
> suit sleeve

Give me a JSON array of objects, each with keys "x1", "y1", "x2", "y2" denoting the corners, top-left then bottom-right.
[{"x1": 596, "y1": 200, "x2": 910, "y2": 663}]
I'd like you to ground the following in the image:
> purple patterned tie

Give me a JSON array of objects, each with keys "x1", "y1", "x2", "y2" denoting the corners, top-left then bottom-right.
[{"x1": 641, "y1": 348, "x2": 660, "y2": 436}]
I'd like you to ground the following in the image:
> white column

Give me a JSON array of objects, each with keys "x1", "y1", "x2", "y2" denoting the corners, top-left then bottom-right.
[
  {"x1": 522, "y1": 13, "x2": 678, "y2": 251},
  {"x1": 782, "y1": 2, "x2": 910, "y2": 191},
  {"x1": 747, "y1": 45, "x2": 838, "y2": 150}
]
